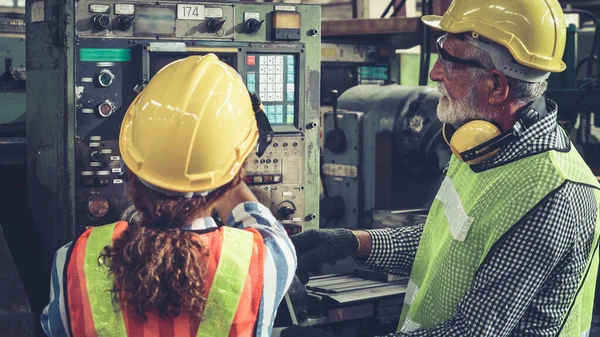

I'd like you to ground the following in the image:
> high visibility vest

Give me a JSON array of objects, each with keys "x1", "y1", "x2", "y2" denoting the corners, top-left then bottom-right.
[
  {"x1": 398, "y1": 146, "x2": 600, "y2": 337},
  {"x1": 65, "y1": 221, "x2": 265, "y2": 337}
]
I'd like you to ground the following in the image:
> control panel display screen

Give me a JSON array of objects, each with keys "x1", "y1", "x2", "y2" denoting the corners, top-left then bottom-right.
[
  {"x1": 149, "y1": 53, "x2": 236, "y2": 77},
  {"x1": 358, "y1": 65, "x2": 389, "y2": 85},
  {"x1": 246, "y1": 53, "x2": 297, "y2": 126}
]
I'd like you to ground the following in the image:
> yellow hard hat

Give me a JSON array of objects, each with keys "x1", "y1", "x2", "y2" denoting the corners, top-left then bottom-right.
[
  {"x1": 119, "y1": 54, "x2": 258, "y2": 195},
  {"x1": 422, "y1": 0, "x2": 567, "y2": 73}
]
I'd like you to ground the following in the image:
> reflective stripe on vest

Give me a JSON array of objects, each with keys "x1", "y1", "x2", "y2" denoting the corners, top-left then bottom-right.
[
  {"x1": 84, "y1": 222, "x2": 127, "y2": 337},
  {"x1": 78, "y1": 223, "x2": 255, "y2": 337},
  {"x1": 398, "y1": 147, "x2": 600, "y2": 337},
  {"x1": 196, "y1": 226, "x2": 254, "y2": 337}
]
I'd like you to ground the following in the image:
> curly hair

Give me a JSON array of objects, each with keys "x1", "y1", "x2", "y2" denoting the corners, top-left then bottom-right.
[{"x1": 100, "y1": 168, "x2": 245, "y2": 321}]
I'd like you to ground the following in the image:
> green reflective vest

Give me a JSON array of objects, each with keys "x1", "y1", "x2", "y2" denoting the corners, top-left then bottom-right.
[{"x1": 398, "y1": 146, "x2": 600, "y2": 337}]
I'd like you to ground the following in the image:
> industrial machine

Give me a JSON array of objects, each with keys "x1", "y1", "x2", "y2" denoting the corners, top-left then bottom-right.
[
  {"x1": 320, "y1": 85, "x2": 449, "y2": 230},
  {"x1": 0, "y1": 8, "x2": 33, "y2": 337},
  {"x1": 544, "y1": 10, "x2": 600, "y2": 314},
  {"x1": 320, "y1": 42, "x2": 393, "y2": 106},
  {"x1": 0, "y1": 6, "x2": 25, "y2": 126},
  {"x1": 296, "y1": 84, "x2": 447, "y2": 336},
  {"x1": 0, "y1": 7, "x2": 25, "y2": 163},
  {"x1": 546, "y1": 18, "x2": 600, "y2": 175},
  {"x1": 26, "y1": 0, "x2": 321, "y2": 254}
]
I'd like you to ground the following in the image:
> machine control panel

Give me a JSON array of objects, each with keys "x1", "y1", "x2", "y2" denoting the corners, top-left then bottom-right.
[
  {"x1": 77, "y1": 2, "x2": 236, "y2": 39},
  {"x1": 66, "y1": 1, "x2": 320, "y2": 232},
  {"x1": 246, "y1": 53, "x2": 297, "y2": 125}
]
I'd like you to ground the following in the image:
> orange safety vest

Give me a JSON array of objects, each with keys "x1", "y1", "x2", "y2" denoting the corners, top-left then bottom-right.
[{"x1": 64, "y1": 221, "x2": 265, "y2": 337}]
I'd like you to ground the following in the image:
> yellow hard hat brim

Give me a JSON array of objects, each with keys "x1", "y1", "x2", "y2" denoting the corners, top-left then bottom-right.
[
  {"x1": 421, "y1": 15, "x2": 445, "y2": 31},
  {"x1": 420, "y1": 14, "x2": 567, "y2": 73}
]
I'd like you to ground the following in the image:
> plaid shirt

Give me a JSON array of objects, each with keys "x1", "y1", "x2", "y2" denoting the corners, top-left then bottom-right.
[{"x1": 360, "y1": 99, "x2": 599, "y2": 337}]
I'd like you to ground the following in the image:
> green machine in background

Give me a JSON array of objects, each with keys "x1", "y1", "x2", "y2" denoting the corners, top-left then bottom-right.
[
  {"x1": 0, "y1": 7, "x2": 25, "y2": 126},
  {"x1": 25, "y1": 0, "x2": 321, "y2": 253},
  {"x1": 544, "y1": 10, "x2": 600, "y2": 315},
  {"x1": 0, "y1": 7, "x2": 25, "y2": 165},
  {"x1": 546, "y1": 10, "x2": 600, "y2": 176}
]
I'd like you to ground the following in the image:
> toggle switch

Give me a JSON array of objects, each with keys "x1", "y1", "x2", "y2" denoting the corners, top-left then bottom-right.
[
  {"x1": 245, "y1": 18, "x2": 264, "y2": 35},
  {"x1": 206, "y1": 18, "x2": 226, "y2": 33},
  {"x1": 117, "y1": 15, "x2": 134, "y2": 31}
]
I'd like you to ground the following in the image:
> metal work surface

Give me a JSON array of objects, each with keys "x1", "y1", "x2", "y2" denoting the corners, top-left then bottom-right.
[
  {"x1": 305, "y1": 272, "x2": 406, "y2": 329},
  {"x1": 26, "y1": 0, "x2": 321, "y2": 252}
]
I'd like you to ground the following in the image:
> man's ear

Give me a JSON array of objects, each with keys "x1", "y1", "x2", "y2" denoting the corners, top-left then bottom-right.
[{"x1": 488, "y1": 70, "x2": 509, "y2": 105}]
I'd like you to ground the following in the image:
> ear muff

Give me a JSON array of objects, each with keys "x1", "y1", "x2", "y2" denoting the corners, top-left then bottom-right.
[
  {"x1": 443, "y1": 121, "x2": 504, "y2": 165},
  {"x1": 442, "y1": 97, "x2": 546, "y2": 166}
]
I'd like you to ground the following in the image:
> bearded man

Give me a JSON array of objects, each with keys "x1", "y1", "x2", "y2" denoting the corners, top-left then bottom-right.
[{"x1": 282, "y1": 1, "x2": 600, "y2": 336}]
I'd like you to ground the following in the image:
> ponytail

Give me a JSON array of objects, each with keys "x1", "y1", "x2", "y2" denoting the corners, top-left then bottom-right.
[
  {"x1": 101, "y1": 225, "x2": 208, "y2": 320},
  {"x1": 100, "y1": 168, "x2": 245, "y2": 320}
]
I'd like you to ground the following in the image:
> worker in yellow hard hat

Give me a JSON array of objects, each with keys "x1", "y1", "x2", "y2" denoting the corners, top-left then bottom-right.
[
  {"x1": 40, "y1": 54, "x2": 297, "y2": 337},
  {"x1": 282, "y1": 1, "x2": 600, "y2": 337}
]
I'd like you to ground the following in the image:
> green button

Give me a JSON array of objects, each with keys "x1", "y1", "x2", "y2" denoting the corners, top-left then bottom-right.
[{"x1": 247, "y1": 72, "x2": 256, "y2": 84}]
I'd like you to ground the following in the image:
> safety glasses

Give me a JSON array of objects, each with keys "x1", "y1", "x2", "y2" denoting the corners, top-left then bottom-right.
[{"x1": 436, "y1": 35, "x2": 486, "y2": 77}]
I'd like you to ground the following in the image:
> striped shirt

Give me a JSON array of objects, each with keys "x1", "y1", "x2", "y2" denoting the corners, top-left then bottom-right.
[{"x1": 41, "y1": 202, "x2": 297, "y2": 337}]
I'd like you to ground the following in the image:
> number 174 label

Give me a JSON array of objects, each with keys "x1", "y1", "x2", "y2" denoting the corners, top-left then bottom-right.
[{"x1": 177, "y1": 4, "x2": 205, "y2": 20}]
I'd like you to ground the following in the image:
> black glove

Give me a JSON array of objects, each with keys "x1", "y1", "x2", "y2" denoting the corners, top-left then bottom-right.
[
  {"x1": 281, "y1": 325, "x2": 335, "y2": 337},
  {"x1": 291, "y1": 229, "x2": 359, "y2": 271}
]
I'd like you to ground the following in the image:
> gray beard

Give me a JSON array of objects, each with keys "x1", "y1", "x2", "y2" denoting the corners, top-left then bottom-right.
[{"x1": 436, "y1": 83, "x2": 499, "y2": 127}]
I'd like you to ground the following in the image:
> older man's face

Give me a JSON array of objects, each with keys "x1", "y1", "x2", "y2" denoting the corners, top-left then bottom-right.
[{"x1": 430, "y1": 34, "x2": 489, "y2": 126}]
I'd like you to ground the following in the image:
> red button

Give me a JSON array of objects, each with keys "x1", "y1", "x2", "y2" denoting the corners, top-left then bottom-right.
[{"x1": 247, "y1": 55, "x2": 256, "y2": 66}]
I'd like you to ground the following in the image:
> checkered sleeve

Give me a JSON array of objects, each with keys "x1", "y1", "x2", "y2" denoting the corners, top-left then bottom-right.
[
  {"x1": 380, "y1": 182, "x2": 598, "y2": 337},
  {"x1": 355, "y1": 224, "x2": 425, "y2": 276}
]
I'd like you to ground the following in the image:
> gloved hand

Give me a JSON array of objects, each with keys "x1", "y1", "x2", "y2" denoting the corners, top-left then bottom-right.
[
  {"x1": 280, "y1": 325, "x2": 335, "y2": 337},
  {"x1": 291, "y1": 229, "x2": 359, "y2": 271}
]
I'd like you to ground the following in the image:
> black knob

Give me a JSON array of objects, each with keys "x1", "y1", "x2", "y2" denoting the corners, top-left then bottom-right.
[
  {"x1": 206, "y1": 18, "x2": 226, "y2": 33},
  {"x1": 117, "y1": 15, "x2": 134, "y2": 31},
  {"x1": 245, "y1": 18, "x2": 264, "y2": 34},
  {"x1": 278, "y1": 206, "x2": 296, "y2": 218},
  {"x1": 92, "y1": 14, "x2": 111, "y2": 30},
  {"x1": 90, "y1": 150, "x2": 101, "y2": 162},
  {"x1": 325, "y1": 129, "x2": 347, "y2": 153}
]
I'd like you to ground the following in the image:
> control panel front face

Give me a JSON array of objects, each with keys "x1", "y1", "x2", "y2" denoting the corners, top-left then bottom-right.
[
  {"x1": 76, "y1": 2, "x2": 235, "y2": 40},
  {"x1": 72, "y1": 0, "x2": 320, "y2": 230},
  {"x1": 245, "y1": 136, "x2": 308, "y2": 222}
]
